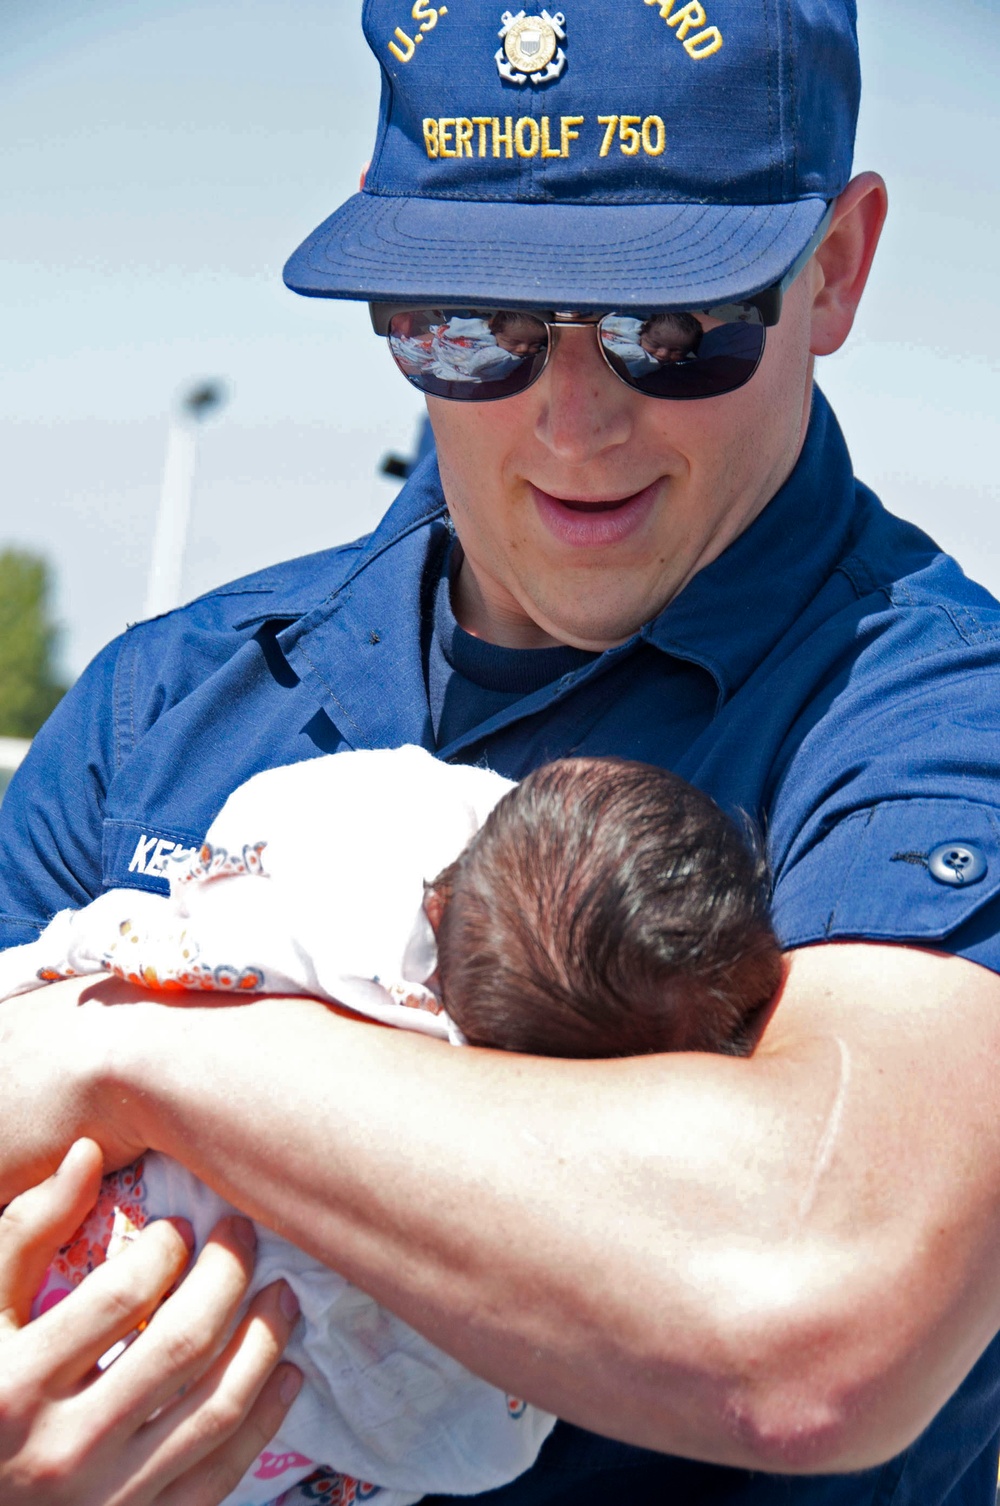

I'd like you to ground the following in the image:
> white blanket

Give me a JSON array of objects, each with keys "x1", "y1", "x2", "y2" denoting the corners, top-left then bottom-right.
[{"x1": 6, "y1": 747, "x2": 556, "y2": 1506}]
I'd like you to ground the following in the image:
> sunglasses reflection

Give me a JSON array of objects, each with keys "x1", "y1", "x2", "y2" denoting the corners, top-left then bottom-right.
[
  {"x1": 389, "y1": 311, "x2": 545, "y2": 386},
  {"x1": 601, "y1": 312, "x2": 702, "y2": 375},
  {"x1": 387, "y1": 307, "x2": 765, "y2": 399}
]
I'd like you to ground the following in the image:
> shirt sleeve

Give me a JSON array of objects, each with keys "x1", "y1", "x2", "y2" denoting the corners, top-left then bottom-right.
[
  {"x1": 0, "y1": 637, "x2": 122, "y2": 949},
  {"x1": 768, "y1": 642, "x2": 1000, "y2": 975}
]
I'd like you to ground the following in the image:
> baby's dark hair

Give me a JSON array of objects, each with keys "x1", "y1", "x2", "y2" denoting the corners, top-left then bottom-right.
[
  {"x1": 431, "y1": 758, "x2": 782, "y2": 1060},
  {"x1": 489, "y1": 309, "x2": 540, "y2": 335},
  {"x1": 639, "y1": 310, "x2": 703, "y2": 341}
]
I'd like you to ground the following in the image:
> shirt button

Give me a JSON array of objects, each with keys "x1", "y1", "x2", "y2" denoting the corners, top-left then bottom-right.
[{"x1": 928, "y1": 842, "x2": 988, "y2": 887}]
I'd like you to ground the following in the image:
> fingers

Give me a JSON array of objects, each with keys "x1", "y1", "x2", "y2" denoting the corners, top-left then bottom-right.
[
  {"x1": 0, "y1": 1255, "x2": 300, "y2": 1506},
  {"x1": 0, "y1": 1139, "x2": 105, "y2": 1331},
  {"x1": 133, "y1": 1282, "x2": 303, "y2": 1506},
  {"x1": 155, "y1": 1363, "x2": 303, "y2": 1506},
  {"x1": 94, "y1": 1217, "x2": 259, "y2": 1432},
  {"x1": 26, "y1": 1215, "x2": 196, "y2": 1389}
]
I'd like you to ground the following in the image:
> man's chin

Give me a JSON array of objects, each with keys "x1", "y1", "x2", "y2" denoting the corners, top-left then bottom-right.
[{"x1": 514, "y1": 592, "x2": 664, "y2": 653}]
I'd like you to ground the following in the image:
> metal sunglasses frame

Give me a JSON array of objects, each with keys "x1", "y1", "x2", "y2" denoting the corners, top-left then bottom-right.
[{"x1": 368, "y1": 203, "x2": 834, "y2": 400}]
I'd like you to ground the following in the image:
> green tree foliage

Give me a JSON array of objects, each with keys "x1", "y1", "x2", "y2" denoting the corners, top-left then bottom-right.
[{"x1": 0, "y1": 549, "x2": 68, "y2": 738}]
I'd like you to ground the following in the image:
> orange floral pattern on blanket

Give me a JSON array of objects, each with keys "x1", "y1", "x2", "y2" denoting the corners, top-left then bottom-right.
[{"x1": 103, "y1": 840, "x2": 270, "y2": 994}]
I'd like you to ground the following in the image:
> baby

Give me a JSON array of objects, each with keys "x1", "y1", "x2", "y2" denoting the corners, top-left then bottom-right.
[
  {"x1": 387, "y1": 311, "x2": 545, "y2": 392},
  {"x1": 430, "y1": 753, "x2": 779, "y2": 1060},
  {"x1": 1, "y1": 746, "x2": 781, "y2": 1506},
  {"x1": 486, "y1": 309, "x2": 546, "y2": 359},
  {"x1": 638, "y1": 309, "x2": 703, "y2": 364}
]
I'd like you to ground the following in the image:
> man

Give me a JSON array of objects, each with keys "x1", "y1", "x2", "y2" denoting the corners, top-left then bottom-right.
[{"x1": 3, "y1": 2, "x2": 1000, "y2": 1503}]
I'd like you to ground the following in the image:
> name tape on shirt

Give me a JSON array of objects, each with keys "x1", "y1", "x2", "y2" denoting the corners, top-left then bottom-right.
[{"x1": 127, "y1": 832, "x2": 196, "y2": 877}]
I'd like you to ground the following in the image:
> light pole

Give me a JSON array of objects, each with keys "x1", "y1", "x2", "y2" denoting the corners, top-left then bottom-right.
[{"x1": 144, "y1": 381, "x2": 227, "y2": 620}]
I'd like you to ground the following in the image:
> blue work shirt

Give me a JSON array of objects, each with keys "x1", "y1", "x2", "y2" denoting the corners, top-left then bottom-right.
[{"x1": 4, "y1": 388, "x2": 1000, "y2": 1503}]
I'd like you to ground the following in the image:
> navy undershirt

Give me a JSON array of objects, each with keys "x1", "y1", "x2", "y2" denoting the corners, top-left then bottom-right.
[{"x1": 428, "y1": 547, "x2": 596, "y2": 748}]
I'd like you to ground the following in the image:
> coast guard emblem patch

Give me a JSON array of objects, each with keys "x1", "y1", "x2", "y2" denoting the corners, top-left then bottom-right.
[{"x1": 496, "y1": 9, "x2": 567, "y2": 84}]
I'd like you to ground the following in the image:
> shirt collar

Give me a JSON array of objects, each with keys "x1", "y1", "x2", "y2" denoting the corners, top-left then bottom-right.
[
  {"x1": 275, "y1": 453, "x2": 450, "y2": 750},
  {"x1": 644, "y1": 387, "x2": 858, "y2": 703},
  {"x1": 278, "y1": 388, "x2": 858, "y2": 745}
]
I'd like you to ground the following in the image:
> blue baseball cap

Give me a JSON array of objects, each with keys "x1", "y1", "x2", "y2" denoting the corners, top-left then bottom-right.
[{"x1": 284, "y1": 0, "x2": 860, "y2": 312}]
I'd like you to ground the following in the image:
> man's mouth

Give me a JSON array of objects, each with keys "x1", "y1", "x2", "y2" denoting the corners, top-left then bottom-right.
[{"x1": 530, "y1": 481, "x2": 659, "y2": 548}]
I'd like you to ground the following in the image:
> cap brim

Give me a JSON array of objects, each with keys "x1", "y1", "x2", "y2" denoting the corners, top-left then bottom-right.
[{"x1": 283, "y1": 192, "x2": 829, "y2": 311}]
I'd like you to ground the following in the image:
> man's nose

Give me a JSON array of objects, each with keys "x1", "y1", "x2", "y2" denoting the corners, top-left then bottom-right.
[{"x1": 533, "y1": 325, "x2": 634, "y2": 461}]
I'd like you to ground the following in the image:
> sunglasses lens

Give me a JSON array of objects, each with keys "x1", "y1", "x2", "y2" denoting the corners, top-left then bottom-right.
[
  {"x1": 387, "y1": 309, "x2": 549, "y2": 402},
  {"x1": 600, "y1": 312, "x2": 765, "y2": 399}
]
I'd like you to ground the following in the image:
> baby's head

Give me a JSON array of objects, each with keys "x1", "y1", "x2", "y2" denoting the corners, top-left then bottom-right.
[
  {"x1": 638, "y1": 311, "x2": 702, "y2": 363},
  {"x1": 489, "y1": 310, "x2": 546, "y2": 357},
  {"x1": 427, "y1": 758, "x2": 782, "y2": 1060}
]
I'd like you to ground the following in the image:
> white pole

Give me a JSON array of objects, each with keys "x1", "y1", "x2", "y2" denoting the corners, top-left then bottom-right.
[
  {"x1": 144, "y1": 415, "x2": 197, "y2": 620},
  {"x1": 143, "y1": 381, "x2": 226, "y2": 621}
]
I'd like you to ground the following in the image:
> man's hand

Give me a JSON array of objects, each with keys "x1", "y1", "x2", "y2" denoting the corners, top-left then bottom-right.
[{"x1": 0, "y1": 1139, "x2": 303, "y2": 1505}]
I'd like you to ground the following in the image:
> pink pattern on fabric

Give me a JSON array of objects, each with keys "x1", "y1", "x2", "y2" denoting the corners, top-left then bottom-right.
[
  {"x1": 31, "y1": 1158, "x2": 150, "y2": 1321},
  {"x1": 33, "y1": 1285, "x2": 71, "y2": 1316},
  {"x1": 254, "y1": 1450, "x2": 316, "y2": 1480},
  {"x1": 49, "y1": 1158, "x2": 148, "y2": 1285}
]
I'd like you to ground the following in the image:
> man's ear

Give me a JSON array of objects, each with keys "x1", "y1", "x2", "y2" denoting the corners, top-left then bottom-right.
[{"x1": 808, "y1": 172, "x2": 889, "y2": 358}]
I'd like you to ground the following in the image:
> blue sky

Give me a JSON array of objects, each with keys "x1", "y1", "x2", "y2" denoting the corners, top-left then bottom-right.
[{"x1": 2, "y1": 0, "x2": 998, "y2": 676}]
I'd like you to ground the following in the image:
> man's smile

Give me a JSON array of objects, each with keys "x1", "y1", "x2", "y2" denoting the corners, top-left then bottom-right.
[{"x1": 529, "y1": 479, "x2": 660, "y2": 549}]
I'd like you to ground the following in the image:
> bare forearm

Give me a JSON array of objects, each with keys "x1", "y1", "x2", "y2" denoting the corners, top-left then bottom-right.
[
  {"x1": 98, "y1": 945, "x2": 1000, "y2": 1473},
  {"x1": 14, "y1": 945, "x2": 1000, "y2": 1472},
  {"x1": 112, "y1": 994, "x2": 781, "y2": 1461}
]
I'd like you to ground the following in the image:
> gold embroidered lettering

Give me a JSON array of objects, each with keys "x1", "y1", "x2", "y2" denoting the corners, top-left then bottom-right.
[
  {"x1": 595, "y1": 112, "x2": 668, "y2": 157},
  {"x1": 515, "y1": 117, "x2": 540, "y2": 157},
  {"x1": 412, "y1": 0, "x2": 440, "y2": 31},
  {"x1": 644, "y1": 0, "x2": 722, "y2": 54},
  {"x1": 560, "y1": 115, "x2": 584, "y2": 155},
  {"x1": 684, "y1": 25, "x2": 723, "y2": 57},
  {"x1": 493, "y1": 116, "x2": 514, "y2": 158},
  {"x1": 422, "y1": 117, "x2": 441, "y2": 157},
  {"x1": 618, "y1": 114, "x2": 642, "y2": 155},
  {"x1": 472, "y1": 116, "x2": 493, "y2": 156},
  {"x1": 667, "y1": 2, "x2": 706, "y2": 39},
  {"x1": 539, "y1": 117, "x2": 561, "y2": 158},
  {"x1": 455, "y1": 118, "x2": 474, "y2": 156},
  {"x1": 438, "y1": 118, "x2": 456, "y2": 157},
  {"x1": 388, "y1": 26, "x2": 416, "y2": 62},
  {"x1": 641, "y1": 114, "x2": 666, "y2": 154},
  {"x1": 597, "y1": 115, "x2": 619, "y2": 158}
]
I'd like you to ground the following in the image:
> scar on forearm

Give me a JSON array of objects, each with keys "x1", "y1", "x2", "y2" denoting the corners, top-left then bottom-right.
[{"x1": 796, "y1": 1035, "x2": 851, "y2": 1223}]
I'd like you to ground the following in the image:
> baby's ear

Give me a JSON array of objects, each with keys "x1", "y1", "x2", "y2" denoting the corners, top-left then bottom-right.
[{"x1": 422, "y1": 882, "x2": 448, "y2": 935}]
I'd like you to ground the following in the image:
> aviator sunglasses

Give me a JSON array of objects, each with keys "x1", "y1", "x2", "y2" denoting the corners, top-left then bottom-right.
[{"x1": 371, "y1": 205, "x2": 833, "y2": 404}]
